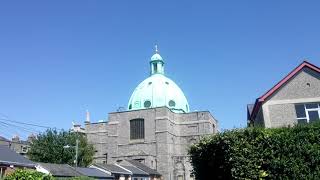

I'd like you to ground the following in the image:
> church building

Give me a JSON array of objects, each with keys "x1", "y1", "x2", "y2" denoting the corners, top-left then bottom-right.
[{"x1": 84, "y1": 47, "x2": 218, "y2": 180}]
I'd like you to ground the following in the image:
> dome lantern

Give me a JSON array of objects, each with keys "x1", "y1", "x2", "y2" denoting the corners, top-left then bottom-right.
[
  {"x1": 128, "y1": 46, "x2": 189, "y2": 113},
  {"x1": 150, "y1": 45, "x2": 164, "y2": 75}
]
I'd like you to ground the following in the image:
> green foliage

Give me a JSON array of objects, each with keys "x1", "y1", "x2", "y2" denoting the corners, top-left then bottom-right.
[
  {"x1": 189, "y1": 122, "x2": 320, "y2": 179},
  {"x1": 4, "y1": 169, "x2": 53, "y2": 180},
  {"x1": 28, "y1": 129, "x2": 95, "y2": 167}
]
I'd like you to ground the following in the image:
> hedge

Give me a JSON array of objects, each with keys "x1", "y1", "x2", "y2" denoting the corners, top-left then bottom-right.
[
  {"x1": 4, "y1": 169, "x2": 94, "y2": 180},
  {"x1": 189, "y1": 122, "x2": 320, "y2": 179},
  {"x1": 4, "y1": 169, "x2": 53, "y2": 180}
]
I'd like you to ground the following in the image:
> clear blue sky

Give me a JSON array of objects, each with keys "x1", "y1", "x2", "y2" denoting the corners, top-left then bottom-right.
[{"x1": 0, "y1": 1, "x2": 319, "y2": 139}]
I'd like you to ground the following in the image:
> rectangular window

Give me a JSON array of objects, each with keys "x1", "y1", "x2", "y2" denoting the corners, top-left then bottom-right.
[
  {"x1": 305, "y1": 103, "x2": 318, "y2": 109},
  {"x1": 153, "y1": 63, "x2": 158, "y2": 72},
  {"x1": 130, "y1": 119, "x2": 145, "y2": 140},
  {"x1": 308, "y1": 111, "x2": 320, "y2": 123},
  {"x1": 177, "y1": 175, "x2": 184, "y2": 180},
  {"x1": 295, "y1": 104, "x2": 306, "y2": 118},
  {"x1": 295, "y1": 103, "x2": 320, "y2": 124}
]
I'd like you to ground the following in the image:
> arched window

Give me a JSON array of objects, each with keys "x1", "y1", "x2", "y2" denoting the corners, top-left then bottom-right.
[
  {"x1": 130, "y1": 118, "x2": 145, "y2": 140},
  {"x1": 153, "y1": 63, "x2": 158, "y2": 73}
]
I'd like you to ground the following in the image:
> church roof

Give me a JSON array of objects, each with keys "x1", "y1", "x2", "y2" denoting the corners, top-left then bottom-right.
[
  {"x1": 250, "y1": 61, "x2": 320, "y2": 120},
  {"x1": 151, "y1": 53, "x2": 163, "y2": 61},
  {"x1": 128, "y1": 47, "x2": 189, "y2": 113}
]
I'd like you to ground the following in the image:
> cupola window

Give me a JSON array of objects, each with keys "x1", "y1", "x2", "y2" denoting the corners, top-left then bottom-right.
[
  {"x1": 130, "y1": 118, "x2": 145, "y2": 140},
  {"x1": 169, "y1": 100, "x2": 176, "y2": 107},
  {"x1": 144, "y1": 100, "x2": 151, "y2": 108},
  {"x1": 129, "y1": 104, "x2": 132, "y2": 110},
  {"x1": 153, "y1": 63, "x2": 158, "y2": 73}
]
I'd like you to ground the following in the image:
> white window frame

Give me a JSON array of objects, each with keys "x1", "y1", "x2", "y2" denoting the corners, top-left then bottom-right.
[{"x1": 296, "y1": 103, "x2": 320, "y2": 123}]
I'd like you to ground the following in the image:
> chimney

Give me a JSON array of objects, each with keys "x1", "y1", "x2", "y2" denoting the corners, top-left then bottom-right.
[
  {"x1": 12, "y1": 135, "x2": 20, "y2": 142},
  {"x1": 85, "y1": 110, "x2": 91, "y2": 124}
]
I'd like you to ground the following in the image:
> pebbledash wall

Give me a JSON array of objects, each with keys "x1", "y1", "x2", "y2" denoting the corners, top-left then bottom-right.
[
  {"x1": 249, "y1": 61, "x2": 320, "y2": 128},
  {"x1": 85, "y1": 107, "x2": 217, "y2": 180}
]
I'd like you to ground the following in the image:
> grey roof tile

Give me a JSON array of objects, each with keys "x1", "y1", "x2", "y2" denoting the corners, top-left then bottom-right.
[
  {"x1": 121, "y1": 165, "x2": 149, "y2": 176},
  {"x1": 75, "y1": 167, "x2": 114, "y2": 179},
  {"x1": 95, "y1": 164, "x2": 131, "y2": 175},
  {"x1": 0, "y1": 145, "x2": 35, "y2": 167},
  {"x1": 125, "y1": 159, "x2": 161, "y2": 176},
  {"x1": 38, "y1": 163, "x2": 81, "y2": 177}
]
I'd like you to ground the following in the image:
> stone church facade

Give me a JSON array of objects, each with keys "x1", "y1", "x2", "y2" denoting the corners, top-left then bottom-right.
[
  {"x1": 84, "y1": 47, "x2": 218, "y2": 180},
  {"x1": 85, "y1": 107, "x2": 217, "y2": 180}
]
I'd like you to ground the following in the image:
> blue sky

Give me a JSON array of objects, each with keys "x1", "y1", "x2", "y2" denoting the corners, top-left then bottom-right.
[{"x1": 0, "y1": 1, "x2": 319, "y2": 139}]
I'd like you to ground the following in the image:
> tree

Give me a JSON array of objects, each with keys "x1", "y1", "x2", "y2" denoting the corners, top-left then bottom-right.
[{"x1": 28, "y1": 129, "x2": 95, "y2": 167}]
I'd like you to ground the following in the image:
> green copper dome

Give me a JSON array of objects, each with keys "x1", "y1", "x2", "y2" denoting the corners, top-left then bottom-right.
[{"x1": 128, "y1": 48, "x2": 189, "y2": 113}]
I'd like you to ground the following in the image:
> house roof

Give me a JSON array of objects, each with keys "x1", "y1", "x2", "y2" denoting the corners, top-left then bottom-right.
[
  {"x1": 0, "y1": 136, "x2": 10, "y2": 142},
  {"x1": 38, "y1": 163, "x2": 81, "y2": 177},
  {"x1": 121, "y1": 165, "x2": 149, "y2": 176},
  {"x1": 250, "y1": 61, "x2": 320, "y2": 120},
  {"x1": 0, "y1": 145, "x2": 35, "y2": 167},
  {"x1": 247, "y1": 104, "x2": 254, "y2": 118},
  {"x1": 75, "y1": 167, "x2": 114, "y2": 179},
  {"x1": 94, "y1": 164, "x2": 131, "y2": 175},
  {"x1": 125, "y1": 159, "x2": 161, "y2": 176}
]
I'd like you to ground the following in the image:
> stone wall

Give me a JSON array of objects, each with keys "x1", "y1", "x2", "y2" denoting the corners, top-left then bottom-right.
[
  {"x1": 85, "y1": 107, "x2": 218, "y2": 180},
  {"x1": 257, "y1": 68, "x2": 320, "y2": 128}
]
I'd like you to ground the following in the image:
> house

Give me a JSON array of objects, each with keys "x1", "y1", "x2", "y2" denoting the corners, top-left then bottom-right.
[
  {"x1": 119, "y1": 159, "x2": 162, "y2": 180},
  {"x1": 92, "y1": 164, "x2": 132, "y2": 180},
  {"x1": 75, "y1": 167, "x2": 114, "y2": 179},
  {"x1": 36, "y1": 163, "x2": 81, "y2": 178},
  {"x1": 248, "y1": 61, "x2": 320, "y2": 128},
  {"x1": 0, "y1": 135, "x2": 34, "y2": 156},
  {"x1": 0, "y1": 145, "x2": 35, "y2": 177},
  {"x1": 36, "y1": 163, "x2": 115, "y2": 179},
  {"x1": 0, "y1": 136, "x2": 10, "y2": 146}
]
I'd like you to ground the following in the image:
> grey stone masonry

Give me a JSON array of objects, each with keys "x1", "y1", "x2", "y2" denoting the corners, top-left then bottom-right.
[
  {"x1": 85, "y1": 107, "x2": 218, "y2": 180},
  {"x1": 251, "y1": 66, "x2": 320, "y2": 128}
]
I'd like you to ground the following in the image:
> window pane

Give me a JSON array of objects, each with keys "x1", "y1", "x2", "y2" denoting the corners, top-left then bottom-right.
[
  {"x1": 295, "y1": 104, "x2": 306, "y2": 118},
  {"x1": 297, "y1": 118, "x2": 307, "y2": 124},
  {"x1": 130, "y1": 119, "x2": 144, "y2": 140},
  {"x1": 308, "y1": 111, "x2": 320, "y2": 123},
  {"x1": 306, "y1": 103, "x2": 318, "y2": 109}
]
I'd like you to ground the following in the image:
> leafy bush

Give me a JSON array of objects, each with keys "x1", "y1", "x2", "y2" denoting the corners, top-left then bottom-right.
[
  {"x1": 189, "y1": 122, "x2": 320, "y2": 179},
  {"x1": 4, "y1": 169, "x2": 53, "y2": 180}
]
